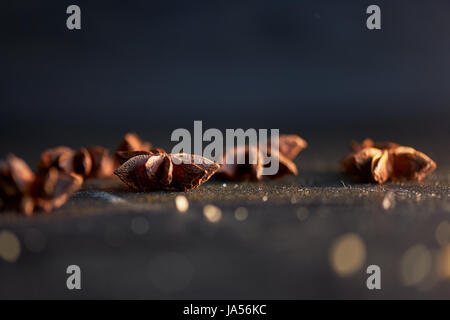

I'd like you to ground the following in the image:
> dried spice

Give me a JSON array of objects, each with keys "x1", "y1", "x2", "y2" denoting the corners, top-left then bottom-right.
[
  {"x1": 115, "y1": 133, "x2": 151, "y2": 154},
  {"x1": 342, "y1": 138, "x2": 436, "y2": 183},
  {"x1": 115, "y1": 149, "x2": 166, "y2": 166},
  {"x1": 85, "y1": 146, "x2": 114, "y2": 178},
  {"x1": 72, "y1": 147, "x2": 92, "y2": 177},
  {"x1": 277, "y1": 135, "x2": 308, "y2": 161},
  {"x1": 390, "y1": 146, "x2": 437, "y2": 181},
  {"x1": 115, "y1": 132, "x2": 153, "y2": 167},
  {"x1": 216, "y1": 146, "x2": 263, "y2": 182},
  {"x1": 341, "y1": 147, "x2": 391, "y2": 183},
  {"x1": 0, "y1": 155, "x2": 82, "y2": 215},
  {"x1": 0, "y1": 154, "x2": 35, "y2": 214},
  {"x1": 350, "y1": 138, "x2": 399, "y2": 152},
  {"x1": 270, "y1": 151, "x2": 299, "y2": 179},
  {"x1": 215, "y1": 134, "x2": 307, "y2": 181},
  {"x1": 114, "y1": 151, "x2": 220, "y2": 192},
  {"x1": 38, "y1": 146, "x2": 74, "y2": 174},
  {"x1": 116, "y1": 132, "x2": 152, "y2": 152},
  {"x1": 30, "y1": 168, "x2": 83, "y2": 213},
  {"x1": 39, "y1": 146, "x2": 114, "y2": 178}
]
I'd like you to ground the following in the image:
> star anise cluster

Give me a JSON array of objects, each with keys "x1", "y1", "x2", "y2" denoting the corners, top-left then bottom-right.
[
  {"x1": 0, "y1": 132, "x2": 143, "y2": 215},
  {"x1": 0, "y1": 132, "x2": 439, "y2": 215},
  {"x1": 342, "y1": 138, "x2": 436, "y2": 183}
]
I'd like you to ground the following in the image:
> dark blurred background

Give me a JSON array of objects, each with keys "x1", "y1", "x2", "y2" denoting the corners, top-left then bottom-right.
[
  {"x1": 1, "y1": 1, "x2": 450, "y2": 300},
  {"x1": 1, "y1": 0, "x2": 449, "y2": 159}
]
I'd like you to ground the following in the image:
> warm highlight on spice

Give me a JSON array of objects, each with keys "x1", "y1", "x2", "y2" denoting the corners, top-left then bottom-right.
[{"x1": 341, "y1": 138, "x2": 436, "y2": 183}]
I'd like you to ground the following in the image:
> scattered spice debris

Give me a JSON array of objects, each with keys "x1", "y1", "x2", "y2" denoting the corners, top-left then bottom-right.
[
  {"x1": 0, "y1": 154, "x2": 82, "y2": 215},
  {"x1": 342, "y1": 138, "x2": 436, "y2": 183},
  {"x1": 215, "y1": 134, "x2": 307, "y2": 181},
  {"x1": 114, "y1": 151, "x2": 220, "y2": 192}
]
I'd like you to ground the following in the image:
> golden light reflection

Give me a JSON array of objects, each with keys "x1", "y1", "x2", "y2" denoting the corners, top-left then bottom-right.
[
  {"x1": 382, "y1": 192, "x2": 395, "y2": 210},
  {"x1": 203, "y1": 204, "x2": 222, "y2": 223},
  {"x1": 330, "y1": 233, "x2": 366, "y2": 276},
  {"x1": 0, "y1": 230, "x2": 21, "y2": 263},
  {"x1": 436, "y1": 245, "x2": 450, "y2": 279},
  {"x1": 175, "y1": 195, "x2": 189, "y2": 214},
  {"x1": 400, "y1": 244, "x2": 432, "y2": 286}
]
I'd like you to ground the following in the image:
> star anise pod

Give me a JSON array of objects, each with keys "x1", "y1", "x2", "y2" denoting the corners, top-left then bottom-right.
[
  {"x1": 265, "y1": 134, "x2": 306, "y2": 179},
  {"x1": 216, "y1": 145, "x2": 264, "y2": 182},
  {"x1": 350, "y1": 138, "x2": 400, "y2": 152},
  {"x1": 341, "y1": 147, "x2": 391, "y2": 183},
  {"x1": 116, "y1": 132, "x2": 152, "y2": 152},
  {"x1": 342, "y1": 138, "x2": 436, "y2": 183},
  {"x1": 30, "y1": 167, "x2": 83, "y2": 213},
  {"x1": 276, "y1": 134, "x2": 308, "y2": 161},
  {"x1": 38, "y1": 146, "x2": 74, "y2": 174},
  {"x1": 215, "y1": 134, "x2": 307, "y2": 181},
  {"x1": 39, "y1": 146, "x2": 114, "y2": 178},
  {"x1": 72, "y1": 147, "x2": 92, "y2": 176},
  {"x1": 0, "y1": 154, "x2": 36, "y2": 214},
  {"x1": 114, "y1": 151, "x2": 220, "y2": 192},
  {"x1": 389, "y1": 146, "x2": 437, "y2": 181},
  {"x1": 115, "y1": 148, "x2": 166, "y2": 166},
  {"x1": 84, "y1": 146, "x2": 114, "y2": 178},
  {"x1": 1, "y1": 155, "x2": 82, "y2": 215},
  {"x1": 114, "y1": 132, "x2": 153, "y2": 167}
]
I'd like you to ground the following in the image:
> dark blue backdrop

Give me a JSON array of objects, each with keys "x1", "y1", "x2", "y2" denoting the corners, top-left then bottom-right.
[{"x1": 1, "y1": 0, "x2": 449, "y2": 154}]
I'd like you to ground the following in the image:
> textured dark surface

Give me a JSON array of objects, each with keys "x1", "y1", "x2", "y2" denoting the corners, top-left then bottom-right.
[{"x1": 0, "y1": 137, "x2": 449, "y2": 299}]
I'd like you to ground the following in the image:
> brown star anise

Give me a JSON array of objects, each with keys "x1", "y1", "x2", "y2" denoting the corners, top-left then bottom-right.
[
  {"x1": 342, "y1": 138, "x2": 436, "y2": 183},
  {"x1": 30, "y1": 167, "x2": 83, "y2": 213},
  {"x1": 115, "y1": 149, "x2": 166, "y2": 166},
  {"x1": 116, "y1": 132, "x2": 152, "y2": 153},
  {"x1": 1, "y1": 154, "x2": 82, "y2": 215},
  {"x1": 38, "y1": 146, "x2": 74, "y2": 174},
  {"x1": 276, "y1": 134, "x2": 308, "y2": 161},
  {"x1": 114, "y1": 132, "x2": 153, "y2": 168},
  {"x1": 38, "y1": 146, "x2": 114, "y2": 178},
  {"x1": 84, "y1": 146, "x2": 114, "y2": 178},
  {"x1": 0, "y1": 154, "x2": 35, "y2": 214},
  {"x1": 216, "y1": 145, "x2": 264, "y2": 182},
  {"x1": 215, "y1": 134, "x2": 307, "y2": 181},
  {"x1": 114, "y1": 151, "x2": 220, "y2": 191}
]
